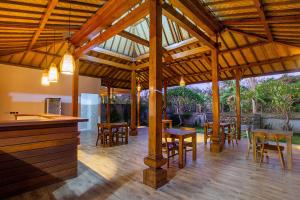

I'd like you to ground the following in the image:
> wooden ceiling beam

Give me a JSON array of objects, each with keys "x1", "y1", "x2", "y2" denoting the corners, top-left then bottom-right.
[
  {"x1": 92, "y1": 47, "x2": 134, "y2": 61},
  {"x1": 134, "y1": 37, "x2": 199, "y2": 61},
  {"x1": 135, "y1": 45, "x2": 211, "y2": 70},
  {"x1": 222, "y1": 15, "x2": 300, "y2": 25},
  {"x1": 253, "y1": 0, "x2": 273, "y2": 42},
  {"x1": 28, "y1": 0, "x2": 58, "y2": 50},
  {"x1": 118, "y1": 30, "x2": 149, "y2": 47},
  {"x1": 71, "y1": 0, "x2": 141, "y2": 45},
  {"x1": 162, "y1": 3, "x2": 217, "y2": 49},
  {"x1": 168, "y1": 0, "x2": 220, "y2": 35},
  {"x1": 80, "y1": 55, "x2": 133, "y2": 70},
  {"x1": 74, "y1": 0, "x2": 149, "y2": 58},
  {"x1": 227, "y1": 28, "x2": 300, "y2": 49}
]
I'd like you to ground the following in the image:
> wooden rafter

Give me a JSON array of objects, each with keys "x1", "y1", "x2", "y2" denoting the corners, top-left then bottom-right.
[
  {"x1": 28, "y1": 0, "x2": 58, "y2": 50},
  {"x1": 71, "y1": 0, "x2": 141, "y2": 45},
  {"x1": 118, "y1": 30, "x2": 149, "y2": 47},
  {"x1": 74, "y1": 0, "x2": 149, "y2": 58},
  {"x1": 253, "y1": 0, "x2": 273, "y2": 42},
  {"x1": 162, "y1": 3, "x2": 217, "y2": 49},
  {"x1": 168, "y1": 0, "x2": 220, "y2": 36},
  {"x1": 92, "y1": 47, "x2": 133, "y2": 61}
]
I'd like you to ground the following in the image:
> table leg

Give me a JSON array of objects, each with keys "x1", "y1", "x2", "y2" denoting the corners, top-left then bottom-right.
[
  {"x1": 170, "y1": 122, "x2": 172, "y2": 128},
  {"x1": 192, "y1": 134, "x2": 197, "y2": 161},
  {"x1": 171, "y1": 137, "x2": 175, "y2": 156},
  {"x1": 125, "y1": 126, "x2": 128, "y2": 144},
  {"x1": 116, "y1": 128, "x2": 119, "y2": 145},
  {"x1": 228, "y1": 125, "x2": 231, "y2": 144},
  {"x1": 222, "y1": 126, "x2": 225, "y2": 145},
  {"x1": 204, "y1": 125, "x2": 207, "y2": 145},
  {"x1": 287, "y1": 135, "x2": 292, "y2": 170},
  {"x1": 253, "y1": 134, "x2": 257, "y2": 162},
  {"x1": 179, "y1": 137, "x2": 184, "y2": 168}
]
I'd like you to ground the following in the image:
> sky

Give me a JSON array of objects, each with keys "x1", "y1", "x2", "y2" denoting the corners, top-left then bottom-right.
[{"x1": 187, "y1": 72, "x2": 300, "y2": 90}]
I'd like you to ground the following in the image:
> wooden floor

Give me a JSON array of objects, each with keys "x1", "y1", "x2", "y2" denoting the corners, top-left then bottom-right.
[{"x1": 8, "y1": 127, "x2": 300, "y2": 200}]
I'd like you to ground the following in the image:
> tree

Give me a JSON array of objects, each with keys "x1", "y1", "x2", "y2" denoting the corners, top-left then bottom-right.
[
  {"x1": 265, "y1": 80, "x2": 298, "y2": 130},
  {"x1": 167, "y1": 87, "x2": 205, "y2": 125}
]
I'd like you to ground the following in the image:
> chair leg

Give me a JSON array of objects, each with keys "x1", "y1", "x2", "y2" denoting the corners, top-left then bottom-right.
[
  {"x1": 167, "y1": 151, "x2": 170, "y2": 168},
  {"x1": 246, "y1": 145, "x2": 251, "y2": 159},
  {"x1": 204, "y1": 134, "x2": 207, "y2": 145},
  {"x1": 260, "y1": 143, "x2": 265, "y2": 166},
  {"x1": 276, "y1": 139, "x2": 285, "y2": 169}
]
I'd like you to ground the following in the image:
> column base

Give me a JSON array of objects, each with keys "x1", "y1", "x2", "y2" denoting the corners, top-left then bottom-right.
[
  {"x1": 210, "y1": 138, "x2": 223, "y2": 153},
  {"x1": 130, "y1": 128, "x2": 137, "y2": 136},
  {"x1": 143, "y1": 167, "x2": 167, "y2": 189}
]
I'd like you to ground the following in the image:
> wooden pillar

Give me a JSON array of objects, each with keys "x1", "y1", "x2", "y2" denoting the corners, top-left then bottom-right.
[
  {"x1": 106, "y1": 85, "x2": 111, "y2": 123},
  {"x1": 137, "y1": 85, "x2": 141, "y2": 127},
  {"x1": 163, "y1": 80, "x2": 168, "y2": 120},
  {"x1": 210, "y1": 48, "x2": 222, "y2": 153},
  {"x1": 143, "y1": 0, "x2": 167, "y2": 189},
  {"x1": 72, "y1": 59, "x2": 79, "y2": 117},
  {"x1": 236, "y1": 69, "x2": 242, "y2": 140},
  {"x1": 130, "y1": 70, "x2": 137, "y2": 135}
]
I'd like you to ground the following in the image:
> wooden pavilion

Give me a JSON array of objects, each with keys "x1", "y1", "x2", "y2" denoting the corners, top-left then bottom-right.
[{"x1": 0, "y1": 0, "x2": 300, "y2": 195}]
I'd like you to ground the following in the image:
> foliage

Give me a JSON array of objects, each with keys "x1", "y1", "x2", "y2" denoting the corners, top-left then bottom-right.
[{"x1": 167, "y1": 87, "x2": 205, "y2": 125}]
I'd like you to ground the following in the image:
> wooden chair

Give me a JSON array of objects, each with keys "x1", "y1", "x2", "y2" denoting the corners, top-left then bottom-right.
[
  {"x1": 180, "y1": 127, "x2": 196, "y2": 163},
  {"x1": 96, "y1": 124, "x2": 110, "y2": 146},
  {"x1": 204, "y1": 123, "x2": 212, "y2": 145},
  {"x1": 227, "y1": 123, "x2": 238, "y2": 147},
  {"x1": 115, "y1": 125, "x2": 127, "y2": 144},
  {"x1": 162, "y1": 132, "x2": 181, "y2": 168},
  {"x1": 259, "y1": 134, "x2": 285, "y2": 169}
]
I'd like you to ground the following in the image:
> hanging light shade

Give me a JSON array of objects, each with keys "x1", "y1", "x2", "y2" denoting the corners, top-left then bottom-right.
[
  {"x1": 137, "y1": 82, "x2": 141, "y2": 92},
  {"x1": 41, "y1": 71, "x2": 50, "y2": 86},
  {"x1": 48, "y1": 63, "x2": 59, "y2": 82},
  {"x1": 60, "y1": 50, "x2": 75, "y2": 75},
  {"x1": 179, "y1": 76, "x2": 185, "y2": 87}
]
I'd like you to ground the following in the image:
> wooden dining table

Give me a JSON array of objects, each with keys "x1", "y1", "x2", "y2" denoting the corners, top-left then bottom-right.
[
  {"x1": 98, "y1": 122, "x2": 128, "y2": 146},
  {"x1": 252, "y1": 129, "x2": 293, "y2": 170},
  {"x1": 163, "y1": 128, "x2": 197, "y2": 168}
]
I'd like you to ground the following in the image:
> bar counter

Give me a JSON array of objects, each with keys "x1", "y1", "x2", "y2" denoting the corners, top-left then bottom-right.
[{"x1": 0, "y1": 115, "x2": 87, "y2": 198}]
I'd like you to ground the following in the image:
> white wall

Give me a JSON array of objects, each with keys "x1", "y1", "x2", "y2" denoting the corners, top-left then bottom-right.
[{"x1": 0, "y1": 63, "x2": 101, "y2": 120}]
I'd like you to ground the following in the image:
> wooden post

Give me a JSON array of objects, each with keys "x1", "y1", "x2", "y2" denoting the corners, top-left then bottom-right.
[
  {"x1": 236, "y1": 69, "x2": 242, "y2": 140},
  {"x1": 210, "y1": 48, "x2": 222, "y2": 153},
  {"x1": 143, "y1": 0, "x2": 167, "y2": 189},
  {"x1": 72, "y1": 59, "x2": 79, "y2": 117},
  {"x1": 106, "y1": 85, "x2": 111, "y2": 123},
  {"x1": 130, "y1": 70, "x2": 137, "y2": 135},
  {"x1": 137, "y1": 84, "x2": 141, "y2": 127},
  {"x1": 163, "y1": 80, "x2": 168, "y2": 120}
]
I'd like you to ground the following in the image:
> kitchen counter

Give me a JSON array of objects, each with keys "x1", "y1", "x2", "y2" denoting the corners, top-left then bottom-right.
[{"x1": 0, "y1": 114, "x2": 88, "y2": 198}]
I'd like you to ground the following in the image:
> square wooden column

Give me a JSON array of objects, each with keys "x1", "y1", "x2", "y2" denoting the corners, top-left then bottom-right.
[
  {"x1": 72, "y1": 59, "x2": 79, "y2": 117},
  {"x1": 106, "y1": 85, "x2": 111, "y2": 123},
  {"x1": 143, "y1": 0, "x2": 167, "y2": 189},
  {"x1": 163, "y1": 80, "x2": 168, "y2": 120},
  {"x1": 235, "y1": 69, "x2": 242, "y2": 139},
  {"x1": 210, "y1": 48, "x2": 222, "y2": 153},
  {"x1": 130, "y1": 70, "x2": 137, "y2": 136}
]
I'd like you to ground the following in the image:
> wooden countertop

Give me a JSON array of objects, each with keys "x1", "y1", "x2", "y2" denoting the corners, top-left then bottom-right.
[{"x1": 0, "y1": 114, "x2": 88, "y2": 128}]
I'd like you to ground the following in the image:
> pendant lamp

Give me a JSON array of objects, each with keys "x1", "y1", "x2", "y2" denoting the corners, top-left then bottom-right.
[
  {"x1": 48, "y1": 63, "x2": 59, "y2": 83},
  {"x1": 179, "y1": 76, "x2": 185, "y2": 87},
  {"x1": 60, "y1": 0, "x2": 75, "y2": 75},
  {"x1": 137, "y1": 82, "x2": 141, "y2": 92},
  {"x1": 41, "y1": 71, "x2": 50, "y2": 86},
  {"x1": 48, "y1": 29, "x2": 59, "y2": 82}
]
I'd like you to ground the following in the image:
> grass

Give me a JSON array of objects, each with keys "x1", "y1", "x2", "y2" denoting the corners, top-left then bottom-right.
[{"x1": 193, "y1": 127, "x2": 300, "y2": 145}]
